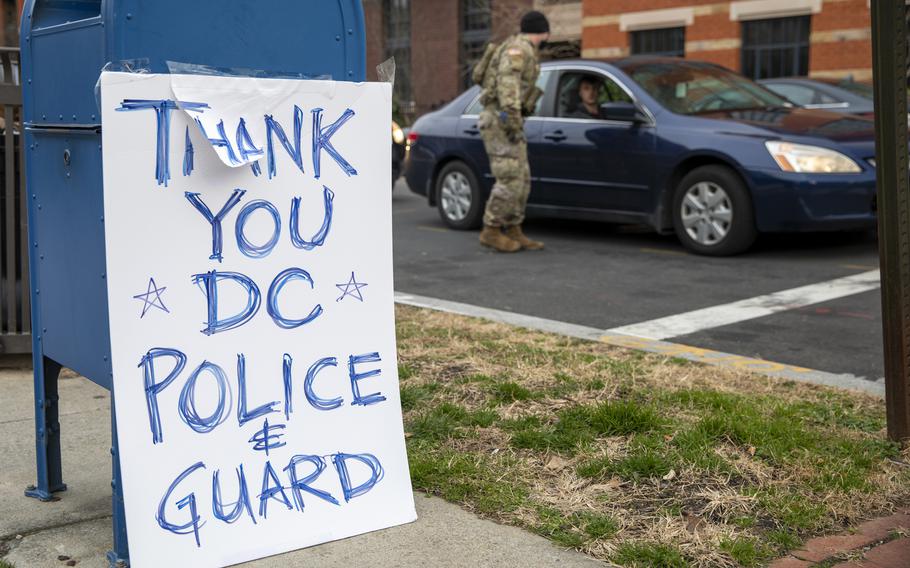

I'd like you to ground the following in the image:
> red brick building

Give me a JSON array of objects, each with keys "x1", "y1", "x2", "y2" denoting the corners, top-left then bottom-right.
[
  {"x1": 363, "y1": 0, "x2": 582, "y2": 122},
  {"x1": 581, "y1": 0, "x2": 872, "y2": 81},
  {"x1": 2, "y1": 0, "x2": 22, "y2": 47}
]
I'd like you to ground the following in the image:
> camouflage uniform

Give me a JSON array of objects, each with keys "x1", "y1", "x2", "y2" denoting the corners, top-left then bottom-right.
[{"x1": 478, "y1": 34, "x2": 540, "y2": 228}]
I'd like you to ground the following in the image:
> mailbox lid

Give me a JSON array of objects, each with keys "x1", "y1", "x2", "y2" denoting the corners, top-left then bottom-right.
[
  {"x1": 108, "y1": 0, "x2": 366, "y2": 81},
  {"x1": 20, "y1": 7, "x2": 104, "y2": 126},
  {"x1": 20, "y1": 0, "x2": 366, "y2": 125}
]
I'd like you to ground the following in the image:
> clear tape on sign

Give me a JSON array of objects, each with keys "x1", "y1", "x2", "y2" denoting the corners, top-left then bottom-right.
[
  {"x1": 94, "y1": 59, "x2": 152, "y2": 116},
  {"x1": 376, "y1": 57, "x2": 396, "y2": 86},
  {"x1": 165, "y1": 60, "x2": 331, "y2": 81}
]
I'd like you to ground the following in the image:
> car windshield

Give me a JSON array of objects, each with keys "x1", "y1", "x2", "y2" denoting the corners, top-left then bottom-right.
[{"x1": 622, "y1": 61, "x2": 789, "y2": 115}]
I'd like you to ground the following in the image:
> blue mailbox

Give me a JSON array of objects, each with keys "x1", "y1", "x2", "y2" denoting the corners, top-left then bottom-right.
[{"x1": 20, "y1": 1, "x2": 366, "y2": 565}]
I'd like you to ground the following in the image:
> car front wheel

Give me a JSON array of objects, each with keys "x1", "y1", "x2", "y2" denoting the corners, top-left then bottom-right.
[
  {"x1": 672, "y1": 165, "x2": 757, "y2": 256},
  {"x1": 436, "y1": 161, "x2": 484, "y2": 230}
]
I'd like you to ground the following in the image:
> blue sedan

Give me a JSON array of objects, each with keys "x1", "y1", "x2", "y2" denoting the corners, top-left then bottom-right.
[{"x1": 403, "y1": 57, "x2": 877, "y2": 255}]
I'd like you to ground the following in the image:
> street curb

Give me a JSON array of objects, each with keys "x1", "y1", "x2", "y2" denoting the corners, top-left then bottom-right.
[{"x1": 395, "y1": 292, "x2": 885, "y2": 397}]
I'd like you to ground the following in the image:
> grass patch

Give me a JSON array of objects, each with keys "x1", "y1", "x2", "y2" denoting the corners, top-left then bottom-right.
[
  {"x1": 753, "y1": 488, "x2": 829, "y2": 531},
  {"x1": 399, "y1": 383, "x2": 440, "y2": 411},
  {"x1": 720, "y1": 536, "x2": 774, "y2": 567},
  {"x1": 530, "y1": 508, "x2": 619, "y2": 548},
  {"x1": 578, "y1": 444, "x2": 674, "y2": 481},
  {"x1": 407, "y1": 402, "x2": 497, "y2": 441},
  {"x1": 491, "y1": 381, "x2": 538, "y2": 404},
  {"x1": 533, "y1": 505, "x2": 587, "y2": 548},
  {"x1": 394, "y1": 305, "x2": 910, "y2": 567},
  {"x1": 511, "y1": 401, "x2": 664, "y2": 454},
  {"x1": 409, "y1": 445, "x2": 528, "y2": 515},
  {"x1": 398, "y1": 362, "x2": 416, "y2": 380},
  {"x1": 614, "y1": 542, "x2": 688, "y2": 567}
]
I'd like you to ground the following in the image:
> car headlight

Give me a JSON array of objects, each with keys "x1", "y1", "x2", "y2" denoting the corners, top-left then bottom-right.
[
  {"x1": 392, "y1": 121, "x2": 405, "y2": 145},
  {"x1": 765, "y1": 141, "x2": 861, "y2": 173}
]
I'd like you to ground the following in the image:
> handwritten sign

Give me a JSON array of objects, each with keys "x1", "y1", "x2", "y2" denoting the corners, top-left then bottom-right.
[{"x1": 100, "y1": 72, "x2": 415, "y2": 568}]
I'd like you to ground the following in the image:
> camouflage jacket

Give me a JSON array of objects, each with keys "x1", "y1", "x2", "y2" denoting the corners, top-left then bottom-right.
[{"x1": 480, "y1": 34, "x2": 541, "y2": 116}]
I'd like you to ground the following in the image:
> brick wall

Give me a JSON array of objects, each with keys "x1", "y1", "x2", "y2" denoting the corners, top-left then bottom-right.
[
  {"x1": 411, "y1": 0, "x2": 461, "y2": 116},
  {"x1": 492, "y1": 0, "x2": 534, "y2": 42},
  {"x1": 581, "y1": 0, "x2": 872, "y2": 80},
  {"x1": 363, "y1": 0, "x2": 385, "y2": 82},
  {"x1": 363, "y1": 0, "x2": 540, "y2": 120},
  {"x1": 2, "y1": 0, "x2": 19, "y2": 47},
  {"x1": 809, "y1": 0, "x2": 872, "y2": 79}
]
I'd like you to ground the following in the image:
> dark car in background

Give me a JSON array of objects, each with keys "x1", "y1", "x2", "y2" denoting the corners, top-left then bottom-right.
[
  {"x1": 759, "y1": 77, "x2": 875, "y2": 117},
  {"x1": 404, "y1": 57, "x2": 877, "y2": 255}
]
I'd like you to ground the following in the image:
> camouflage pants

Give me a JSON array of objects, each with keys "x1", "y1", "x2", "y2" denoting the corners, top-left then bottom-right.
[{"x1": 479, "y1": 108, "x2": 530, "y2": 228}]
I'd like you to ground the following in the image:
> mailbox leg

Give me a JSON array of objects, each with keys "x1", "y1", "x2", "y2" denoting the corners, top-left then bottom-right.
[
  {"x1": 107, "y1": 397, "x2": 130, "y2": 567},
  {"x1": 25, "y1": 354, "x2": 67, "y2": 500}
]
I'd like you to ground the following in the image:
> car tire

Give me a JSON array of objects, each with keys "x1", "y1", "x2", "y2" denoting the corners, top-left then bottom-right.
[
  {"x1": 436, "y1": 161, "x2": 484, "y2": 230},
  {"x1": 672, "y1": 165, "x2": 757, "y2": 256}
]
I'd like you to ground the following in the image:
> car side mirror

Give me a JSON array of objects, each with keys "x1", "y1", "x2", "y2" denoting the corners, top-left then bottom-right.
[{"x1": 600, "y1": 101, "x2": 647, "y2": 123}]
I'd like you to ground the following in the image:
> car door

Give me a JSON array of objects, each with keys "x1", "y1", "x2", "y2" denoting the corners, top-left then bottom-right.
[
  {"x1": 457, "y1": 71, "x2": 553, "y2": 192},
  {"x1": 533, "y1": 68, "x2": 658, "y2": 213}
]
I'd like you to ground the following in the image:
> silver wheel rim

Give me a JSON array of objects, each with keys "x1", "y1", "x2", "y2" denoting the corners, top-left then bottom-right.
[
  {"x1": 440, "y1": 171, "x2": 473, "y2": 222},
  {"x1": 681, "y1": 181, "x2": 733, "y2": 246}
]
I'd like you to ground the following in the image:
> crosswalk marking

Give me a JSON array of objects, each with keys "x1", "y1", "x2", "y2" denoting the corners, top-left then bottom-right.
[{"x1": 607, "y1": 270, "x2": 881, "y2": 340}]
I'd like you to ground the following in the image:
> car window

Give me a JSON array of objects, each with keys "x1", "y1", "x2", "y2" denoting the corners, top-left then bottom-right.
[
  {"x1": 465, "y1": 94, "x2": 483, "y2": 115},
  {"x1": 623, "y1": 61, "x2": 787, "y2": 114},
  {"x1": 765, "y1": 83, "x2": 816, "y2": 106},
  {"x1": 463, "y1": 70, "x2": 552, "y2": 116},
  {"x1": 815, "y1": 91, "x2": 839, "y2": 104},
  {"x1": 835, "y1": 80, "x2": 873, "y2": 99},
  {"x1": 555, "y1": 71, "x2": 632, "y2": 119}
]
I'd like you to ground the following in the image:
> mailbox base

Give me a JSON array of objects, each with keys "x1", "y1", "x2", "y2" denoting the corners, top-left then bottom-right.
[
  {"x1": 26, "y1": 354, "x2": 67, "y2": 501},
  {"x1": 106, "y1": 550, "x2": 129, "y2": 568},
  {"x1": 24, "y1": 483, "x2": 67, "y2": 501}
]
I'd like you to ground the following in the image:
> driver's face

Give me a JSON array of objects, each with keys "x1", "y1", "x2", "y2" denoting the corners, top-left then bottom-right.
[{"x1": 579, "y1": 81, "x2": 599, "y2": 105}]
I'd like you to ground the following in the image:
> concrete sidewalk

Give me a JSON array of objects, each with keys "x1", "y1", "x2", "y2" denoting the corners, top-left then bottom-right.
[{"x1": 0, "y1": 359, "x2": 606, "y2": 568}]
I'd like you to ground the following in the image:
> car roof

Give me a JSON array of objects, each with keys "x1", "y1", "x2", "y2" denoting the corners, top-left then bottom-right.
[
  {"x1": 542, "y1": 55, "x2": 711, "y2": 70},
  {"x1": 760, "y1": 76, "x2": 869, "y2": 86}
]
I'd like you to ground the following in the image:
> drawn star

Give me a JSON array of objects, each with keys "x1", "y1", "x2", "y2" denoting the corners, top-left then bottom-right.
[
  {"x1": 336, "y1": 272, "x2": 368, "y2": 303},
  {"x1": 133, "y1": 278, "x2": 170, "y2": 318}
]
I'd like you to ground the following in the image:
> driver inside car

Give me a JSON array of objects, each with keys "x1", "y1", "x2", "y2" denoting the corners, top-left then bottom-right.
[{"x1": 567, "y1": 75, "x2": 605, "y2": 119}]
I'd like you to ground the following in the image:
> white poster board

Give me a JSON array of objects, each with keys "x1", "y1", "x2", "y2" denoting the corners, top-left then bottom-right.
[{"x1": 100, "y1": 72, "x2": 415, "y2": 568}]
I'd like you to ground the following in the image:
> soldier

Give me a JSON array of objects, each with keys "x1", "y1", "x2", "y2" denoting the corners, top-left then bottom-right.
[{"x1": 477, "y1": 11, "x2": 550, "y2": 252}]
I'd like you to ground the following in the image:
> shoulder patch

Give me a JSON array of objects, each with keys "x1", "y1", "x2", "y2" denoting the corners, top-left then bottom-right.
[{"x1": 507, "y1": 47, "x2": 522, "y2": 56}]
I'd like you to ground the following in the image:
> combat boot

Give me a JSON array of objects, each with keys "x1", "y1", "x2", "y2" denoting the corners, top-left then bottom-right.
[
  {"x1": 479, "y1": 225, "x2": 521, "y2": 252},
  {"x1": 505, "y1": 225, "x2": 544, "y2": 250}
]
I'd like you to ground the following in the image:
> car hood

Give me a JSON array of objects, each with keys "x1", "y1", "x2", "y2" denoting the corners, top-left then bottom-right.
[{"x1": 695, "y1": 106, "x2": 875, "y2": 142}]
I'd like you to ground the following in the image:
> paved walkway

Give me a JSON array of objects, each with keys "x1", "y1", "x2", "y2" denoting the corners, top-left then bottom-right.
[
  {"x1": 771, "y1": 510, "x2": 910, "y2": 568},
  {"x1": 0, "y1": 358, "x2": 605, "y2": 568}
]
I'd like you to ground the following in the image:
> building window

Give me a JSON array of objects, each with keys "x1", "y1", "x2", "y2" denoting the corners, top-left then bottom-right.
[
  {"x1": 384, "y1": 0, "x2": 412, "y2": 116},
  {"x1": 630, "y1": 27, "x2": 685, "y2": 57},
  {"x1": 461, "y1": 0, "x2": 492, "y2": 89},
  {"x1": 741, "y1": 16, "x2": 810, "y2": 80}
]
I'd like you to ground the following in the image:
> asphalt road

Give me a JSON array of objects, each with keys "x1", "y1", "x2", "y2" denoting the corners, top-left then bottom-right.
[{"x1": 391, "y1": 179, "x2": 883, "y2": 382}]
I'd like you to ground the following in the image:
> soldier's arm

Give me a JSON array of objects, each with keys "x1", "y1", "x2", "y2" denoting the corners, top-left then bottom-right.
[{"x1": 496, "y1": 45, "x2": 525, "y2": 116}]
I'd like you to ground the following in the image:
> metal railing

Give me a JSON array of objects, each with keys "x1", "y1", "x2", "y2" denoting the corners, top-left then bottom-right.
[{"x1": 0, "y1": 46, "x2": 29, "y2": 354}]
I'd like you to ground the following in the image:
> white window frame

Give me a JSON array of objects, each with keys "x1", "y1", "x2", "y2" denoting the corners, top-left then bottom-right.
[
  {"x1": 729, "y1": 0, "x2": 822, "y2": 22},
  {"x1": 619, "y1": 7, "x2": 694, "y2": 32}
]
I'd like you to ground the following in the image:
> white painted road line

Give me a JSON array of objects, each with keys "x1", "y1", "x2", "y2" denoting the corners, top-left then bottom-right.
[
  {"x1": 607, "y1": 270, "x2": 881, "y2": 341},
  {"x1": 394, "y1": 291, "x2": 884, "y2": 396},
  {"x1": 394, "y1": 292, "x2": 606, "y2": 341}
]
